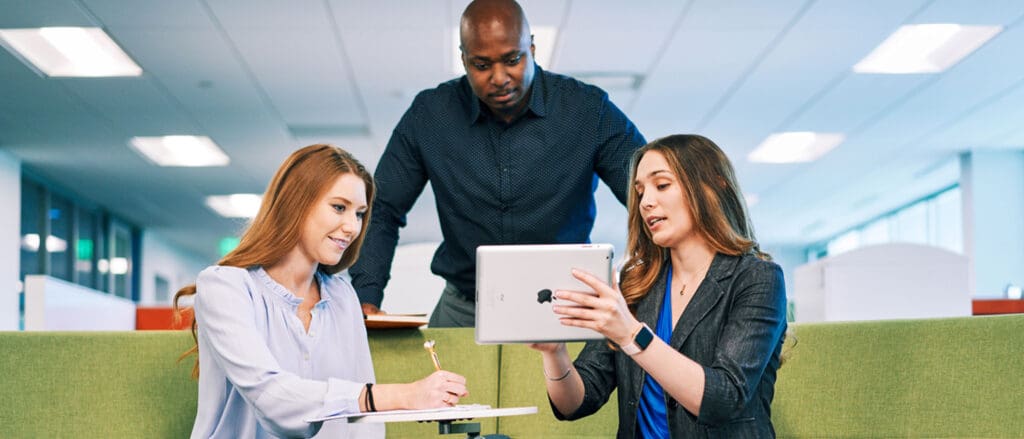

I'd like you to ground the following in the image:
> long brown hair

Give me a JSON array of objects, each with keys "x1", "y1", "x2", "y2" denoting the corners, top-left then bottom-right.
[
  {"x1": 173, "y1": 144, "x2": 375, "y2": 378},
  {"x1": 619, "y1": 134, "x2": 769, "y2": 308}
]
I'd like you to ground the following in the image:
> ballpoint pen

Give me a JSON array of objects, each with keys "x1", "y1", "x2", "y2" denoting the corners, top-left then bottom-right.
[{"x1": 423, "y1": 340, "x2": 442, "y2": 371}]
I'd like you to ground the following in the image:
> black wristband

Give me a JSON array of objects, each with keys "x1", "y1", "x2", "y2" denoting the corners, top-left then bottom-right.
[{"x1": 365, "y1": 383, "x2": 376, "y2": 412}]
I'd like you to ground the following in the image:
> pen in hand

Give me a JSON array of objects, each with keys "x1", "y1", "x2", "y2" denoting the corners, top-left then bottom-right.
[{"x1": 423, "y1": 340, "x2": 442, "y2": 371}]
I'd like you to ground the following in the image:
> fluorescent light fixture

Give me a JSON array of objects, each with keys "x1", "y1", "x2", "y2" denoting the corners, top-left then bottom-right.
[
  {"x1": 206, "y1": 194, "x2": 263, "y2": 219},
  {"x1": 0, "y1": 27, "x2": 142, "y2": 77},
  {"x1": 573, "y1": 72, "x2": 644, "y2": 91},
  {"x1": 451, "y1": 26, "x2": 557, "y2": 74},
  {"x1": 854, "y1": 24, "x2": 1002, "y2": 74},
  {"x1": 20, "y1": 234, "x2": 67, "y2": 252},
  {"x1": 749, "y1": 132, "x2": 845, "y2": 164},
  {"x1": 129, "y1": 136, "x2": 229, "y2": 167},
  {"x1": 109, "y1": 257, "x2": 129, "y2": 275}
]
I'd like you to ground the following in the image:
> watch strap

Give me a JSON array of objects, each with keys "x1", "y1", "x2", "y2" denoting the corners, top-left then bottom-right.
[{"x1": 620, "y1": 323, "x2": 654, "y2": 356}]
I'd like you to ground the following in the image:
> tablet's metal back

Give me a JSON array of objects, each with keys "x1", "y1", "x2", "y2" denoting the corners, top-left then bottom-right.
[{"x1": 475, "y1": 244, "x2": 613, "y2": 344}]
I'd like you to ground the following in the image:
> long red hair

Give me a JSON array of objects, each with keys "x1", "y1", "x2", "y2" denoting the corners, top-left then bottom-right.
[
  {"x1": 619, "y1": 134, "x2": 769, "y2": 309},
  {"x1": 173, "y1": 144, "x2": 375, "y2": 378}
]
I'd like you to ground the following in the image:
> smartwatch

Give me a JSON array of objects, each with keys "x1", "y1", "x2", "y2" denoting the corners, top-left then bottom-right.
[{"x1": 619, "y1": 323, "x2": 654, "y2": 356}]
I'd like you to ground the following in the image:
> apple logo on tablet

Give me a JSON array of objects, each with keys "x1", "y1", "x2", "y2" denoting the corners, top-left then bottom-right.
[{"x1": 537, "y1": 289, "x2": 553, "y2": 304}]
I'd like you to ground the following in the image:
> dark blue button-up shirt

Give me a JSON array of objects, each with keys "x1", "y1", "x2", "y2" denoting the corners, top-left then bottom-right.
[{"x1": 350, "y1": 66, "x2": 646, "y2": 306}]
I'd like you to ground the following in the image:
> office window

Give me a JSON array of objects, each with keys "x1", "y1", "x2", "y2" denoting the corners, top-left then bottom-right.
[
  {"x1": 894, "y1": 202, "x2": 929, "y2": 245},
  {"x1": 48, "y1": 194, "x2": 73, "y2": 281},
  {"x1": 932, "y1": 188, "x2": 963, "y2": 254},
  {"x1": 20, "y1": 180, "x2": 43, "y2": 278},
  {"x1": 19, "y1": 175, "x2": 137, "y2": 299},
  {"x1": 818, "y1": 186, "x2": 962, "y2": 258},
  {"x1": 154, "y1": 275, "x2": 170, "y2": 303},
  {"x1": 75, "y1": 208, "x2": 100, "y2": 289},
  {"x1": 110, "y1": 221, "x2": 133, "y2": 299},
  {"x1": 860, "y1": 218, "x2": 891, "y2": 247}
]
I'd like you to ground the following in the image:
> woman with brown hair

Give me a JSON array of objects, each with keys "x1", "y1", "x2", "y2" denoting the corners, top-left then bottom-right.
[
  {"x1": 531, "y1": 134, "x2": 787, "y2": 438},
  {"x1": 174, "y1": 144, "x2": 468, "y2": 439}
]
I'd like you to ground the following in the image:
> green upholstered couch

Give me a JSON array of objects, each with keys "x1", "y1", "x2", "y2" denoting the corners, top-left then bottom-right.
[{"x1": 1, "y1": 315, "x2": 1022, "y2": 438}]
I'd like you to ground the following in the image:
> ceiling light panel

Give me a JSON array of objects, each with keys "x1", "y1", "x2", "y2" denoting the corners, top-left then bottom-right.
[
  {"x1": 205, "y1": 194, "x2": 262, "y2": 219},
  {"x1": 749, "y1": 132, "x2": 845, "y2": 164},
  {"x1": 0, "y1": 27, "x2": 143, "y2": 77},
  {"x1": 129, "y1": 136, "x2": 230, "y2": 167},
  {"x1": 854, "y1": 24, "x2": 1002, "y2": 74}
]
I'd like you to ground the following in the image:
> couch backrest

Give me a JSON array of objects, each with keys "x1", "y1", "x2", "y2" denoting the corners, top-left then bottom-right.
[
  {"x1": 368, "y1": 328, "x2": 500, "y2": 438},
  {"x1": 498, "y1": 343, "x2": 619, "y2": 438},
  {"x1": 3, "y1": 315, "x2": 1022, "y2": 438},
  {"x1": 0, "y1": 331, "x2": 197, "y2": 438},
  {"x1": 773, "y1": 314, "x2": 1024, "y2": 438}
]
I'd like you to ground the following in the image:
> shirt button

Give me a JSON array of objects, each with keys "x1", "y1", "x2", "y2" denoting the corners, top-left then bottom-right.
[
  {"x1": 501, "y1": 204, "x2": 509, "y2": 212},
  {"x1": 303, "y1": 353, "x2": 310, "y2": 361},
  {"x1": 309, "y1": 331, "x2": 316, "y2": 337},
  {"x1": 667, "y1": 398, "x2": 678, "y2": 409}
]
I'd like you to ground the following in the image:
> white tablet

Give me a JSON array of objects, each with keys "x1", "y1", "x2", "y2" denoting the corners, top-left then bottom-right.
[{"x1": 475, "y1": 244, "x2": 614, "y2": 344}]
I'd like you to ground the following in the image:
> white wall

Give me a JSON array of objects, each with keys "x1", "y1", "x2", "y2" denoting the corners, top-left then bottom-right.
[
  {"x1": 378, "y1": 241, "x2": 446, "y2": 315},
  {"x1": 139, "y1": 231, "x2": 211, "y2": 305},
  {"x1": 961, "y1": 150, "x2": 1024, "y2": 298},
  {"x1": 0, "y1": 151, "x2": 20, "y2": 330}
]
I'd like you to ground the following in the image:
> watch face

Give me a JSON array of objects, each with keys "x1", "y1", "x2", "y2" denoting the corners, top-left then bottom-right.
[{"x1": 636, "y1": 325, "x2": 655, "y2": 350}]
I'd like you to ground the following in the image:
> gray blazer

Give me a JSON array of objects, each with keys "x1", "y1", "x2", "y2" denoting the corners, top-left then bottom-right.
[{"x1": 555, "y1": 253, "x2": 787, "y2": 438}]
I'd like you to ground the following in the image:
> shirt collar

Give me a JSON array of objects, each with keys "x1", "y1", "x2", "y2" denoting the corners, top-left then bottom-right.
[
  {"x1": 465, "y1": 64, "x2": 548, "y2": 125},
  {"x1": 254, "y1": 266, "x2": 334, "y2": 306}
]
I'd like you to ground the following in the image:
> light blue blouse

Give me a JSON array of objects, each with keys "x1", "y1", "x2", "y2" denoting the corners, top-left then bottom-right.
[{"x1": 190, "y1": 265, "x2": 384, "y2": 439}]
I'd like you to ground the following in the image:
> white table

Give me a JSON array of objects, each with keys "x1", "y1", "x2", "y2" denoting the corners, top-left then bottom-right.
[{"x1": 347, "y1": 406, "x2": 537, "y2": 438}]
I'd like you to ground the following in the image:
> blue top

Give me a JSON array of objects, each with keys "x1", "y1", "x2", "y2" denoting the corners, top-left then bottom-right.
[
  {"x1": 349, "y1": 65, "x2": 646, "y2": 305},
  {"x1": 190, "y1": 266, "x2": 383, "y2": 439},
  {"x1": 637, "y1": 265, "x2": 675, "y2": 438}
]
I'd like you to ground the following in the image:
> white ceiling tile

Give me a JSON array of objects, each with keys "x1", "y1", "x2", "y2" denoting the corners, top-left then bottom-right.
[
  {"x1": 206, "y1": 0, "x2": 333, "y2": 29},
  {"x1": 911, "y1": 0, "x2": 1024, "y2": 25},
  {"x1": 81, "y1": 0, "x2": 214, "y2": 28},
  {"x1": 0, "y1": 0, "x2": 96, "y2": 27},
  {"x1": 61, "y1": 78, "x2": 200, "y2": 135},
  {"x1": 632, "y1": 28, "x2": 783, "y2": 135},
  {"x1": 334, "y1": 0, "x2": 451, "y2": 30},
  {"x1": 3, "y1": 0, "x2": 1024, "y2": 260},
  {"x1": 554, "y1": 0, "x2": 686, "y2": 73},
  {"x1": 230, "y1": 27, "x2": 364, "y2": 125}
]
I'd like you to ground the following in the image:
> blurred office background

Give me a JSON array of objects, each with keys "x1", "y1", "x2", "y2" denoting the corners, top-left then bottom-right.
[{"x1": 3, "y1": 0, "x2": 1023, "y2": 329}]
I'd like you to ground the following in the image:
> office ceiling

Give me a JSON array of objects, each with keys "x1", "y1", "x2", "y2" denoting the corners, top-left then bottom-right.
[{"x1": 2, "y1": 0, "x2": 1023, "y2": 262}]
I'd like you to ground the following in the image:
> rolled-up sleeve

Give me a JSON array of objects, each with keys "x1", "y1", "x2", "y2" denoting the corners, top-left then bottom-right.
[
  {"x1": 592, "y1": 95, "x2": 646, "y2": 206},
  {"x1": 195, "y1": 267, "x2": 363, "y2": 438},
  {"x1": 698, "y1": 262, "x2": 787, "y2": 426}
]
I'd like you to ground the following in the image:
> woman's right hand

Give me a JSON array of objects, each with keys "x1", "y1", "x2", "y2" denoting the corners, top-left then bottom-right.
[
  {"x1": 407, "y1": 370, "x2": 468, "y2": 409},
  {"x1": 528, "y1": 342, "x2": 566, "y2": 354}
]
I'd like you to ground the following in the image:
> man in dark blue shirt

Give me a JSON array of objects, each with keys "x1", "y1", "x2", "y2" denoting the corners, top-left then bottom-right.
[{"x1": 349, "y1": 0, "x2": 646, "y2": 327}]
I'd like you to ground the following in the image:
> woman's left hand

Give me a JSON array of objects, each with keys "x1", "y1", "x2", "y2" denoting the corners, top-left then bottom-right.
[{"x1": 553, "y1": 269, "x2": 640, "y2": 346}]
